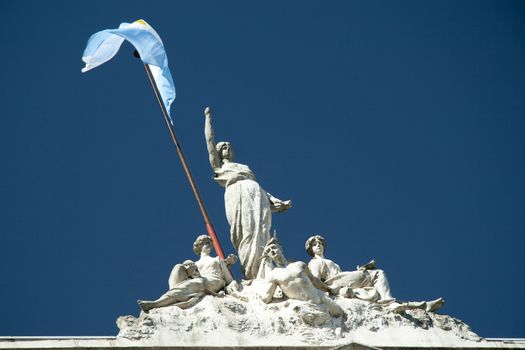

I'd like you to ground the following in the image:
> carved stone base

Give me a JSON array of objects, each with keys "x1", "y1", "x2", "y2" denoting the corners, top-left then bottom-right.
[
  {"x1": 117, "y1": 294, "x2": 486, "y2": 347},
  {"x1": 2, "y1": 296, "x2": 523, "y2": 349}
]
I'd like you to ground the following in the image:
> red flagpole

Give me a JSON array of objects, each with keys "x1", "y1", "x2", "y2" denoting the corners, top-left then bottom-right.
[{"x1": 137, "y1": 53, "x2": 226, "y2": 259}]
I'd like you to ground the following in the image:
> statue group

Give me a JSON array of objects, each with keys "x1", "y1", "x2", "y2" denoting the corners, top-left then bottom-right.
[{"x1": 138, "y1": 107, "x2": 444, "y2": 318}]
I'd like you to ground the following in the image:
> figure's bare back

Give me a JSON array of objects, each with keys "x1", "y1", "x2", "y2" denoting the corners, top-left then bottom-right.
[{"x1": 168, "y1": 264, "x2": 190, "y2": 290}]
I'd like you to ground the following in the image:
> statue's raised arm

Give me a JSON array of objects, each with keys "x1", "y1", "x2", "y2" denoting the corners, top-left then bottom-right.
[{"x1": 204, "y1": 107, "x2": 221, "y2": 170}]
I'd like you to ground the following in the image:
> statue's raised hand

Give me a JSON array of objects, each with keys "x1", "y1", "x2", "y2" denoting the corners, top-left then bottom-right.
[{"x1": 224, "y1": 254, "x2": 238, "y2": 266}]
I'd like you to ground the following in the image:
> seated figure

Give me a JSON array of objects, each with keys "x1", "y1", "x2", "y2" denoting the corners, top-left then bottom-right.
[
  {"x1": 257, "y1": 237, "x2": 345, "y2": 318},
  {"x1": 137, "y1": 235, "x2": 244, "y2": 312},
  {"x1": 192, "y1": 235, "x2": 245, "y2": 300},
  {"x1": 138, "y1": 260, "x2": 219, "y2": 312},
  {"x1": 305, "y1": 235, "x2": 444, "y2": 313}
]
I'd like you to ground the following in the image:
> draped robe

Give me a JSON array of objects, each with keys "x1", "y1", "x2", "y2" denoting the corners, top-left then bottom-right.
[{"x1": 214, "y1": 162, "x2": 271, "y2": 279}]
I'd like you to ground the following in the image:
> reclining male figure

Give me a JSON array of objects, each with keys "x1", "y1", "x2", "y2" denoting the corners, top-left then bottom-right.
[{"x1": 257, "y1": 238, "x2": 345, "y2": 319}]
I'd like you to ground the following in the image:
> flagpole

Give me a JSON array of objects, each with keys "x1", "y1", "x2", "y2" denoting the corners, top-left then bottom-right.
[{"x1": 134, "y1": 51, "x2": 226, "y2": 260}]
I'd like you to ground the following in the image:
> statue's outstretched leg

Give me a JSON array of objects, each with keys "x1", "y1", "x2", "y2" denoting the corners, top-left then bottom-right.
[
  {"x1": 137, "y1": 293, "x2": 183, "y2": 313},
  {"x1": 386, "y1": 297, "x2": 445, "y2": 313},
  {"x1": 425, "y1": 297, "x2": 445, "y2": 312},
  {"x1": 171, "y1": 294, "x2": 205, "y2": 309},
  {"x1": 370, "y1": 269, "x2": 394, "y2": 302},
  {"x1": 386, "y1": 302, "x2": 409, "y2": 313},
  {"x1": 137, "y1": 299, "x2": 156, "y2": 313}
]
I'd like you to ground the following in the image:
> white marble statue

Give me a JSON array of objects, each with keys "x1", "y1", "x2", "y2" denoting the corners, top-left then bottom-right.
[
  {"x1": 257, "y1": 237, "x2": 345, "y2": 318},
  {"x1": 305, "y1": 235, "x2": 444, "y2": 312},
  {"x1": 137, "y1": 236, "x2": 244, "y2": 312},
  {"x1": 121, "y1": 238, "x2": 478, "y2": 346},
  {"x1": 192, "y1": 234, "x2": 244, "y2": 299},
  {"x1": 137, "y1": 260, "x2": 220, "y2": 312},
  {"x1": 204, "y1": 107, "x2": 292, "y2": 279}
]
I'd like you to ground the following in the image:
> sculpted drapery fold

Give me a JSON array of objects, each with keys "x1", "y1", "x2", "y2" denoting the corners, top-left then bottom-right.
[{"x1": 204, "y1": 107, "x2": 290, "y2": 279}]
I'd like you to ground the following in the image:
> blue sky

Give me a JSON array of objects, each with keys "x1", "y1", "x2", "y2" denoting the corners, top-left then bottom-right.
[{"x1": 1, "y1": 0, "x2": 524, "y2": 338}]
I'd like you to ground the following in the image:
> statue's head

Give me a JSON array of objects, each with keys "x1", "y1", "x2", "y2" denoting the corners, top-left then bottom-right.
[
  {"x1": 182, "y1": 259, "x2": 200, "y2": 278},
  {"x1": 193, "y1": 235, "x2": 213, "y2": 255},
  {"x1": 305, "y1": 235, "x2": 326, "y2": 257},
  {"x1": 262, "y1": 237, "x2": 285, "y2": 264},
  {"x1": 216, "y1": 141, "x2": 234, "y2": 162}
]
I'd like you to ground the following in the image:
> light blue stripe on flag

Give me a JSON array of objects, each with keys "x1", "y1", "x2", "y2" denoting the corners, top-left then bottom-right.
[{"x1": 82, "y1": 20, "x2": 176, "y2": 124}]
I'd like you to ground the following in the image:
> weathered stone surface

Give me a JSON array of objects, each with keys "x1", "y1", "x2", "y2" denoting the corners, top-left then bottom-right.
[{"x1": 117, "y1": 293, "x2": 483, "y2": 347}]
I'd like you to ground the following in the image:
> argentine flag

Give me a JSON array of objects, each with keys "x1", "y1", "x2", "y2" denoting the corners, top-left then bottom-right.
[{"x1": 81, "y1": 20, "x2": 176, "y2": 124}]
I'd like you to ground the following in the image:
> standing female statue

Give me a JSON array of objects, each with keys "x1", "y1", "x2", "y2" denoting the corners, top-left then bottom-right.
[{"x1": 204, "y1": 107, "x2": 292, "y2": 279}]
